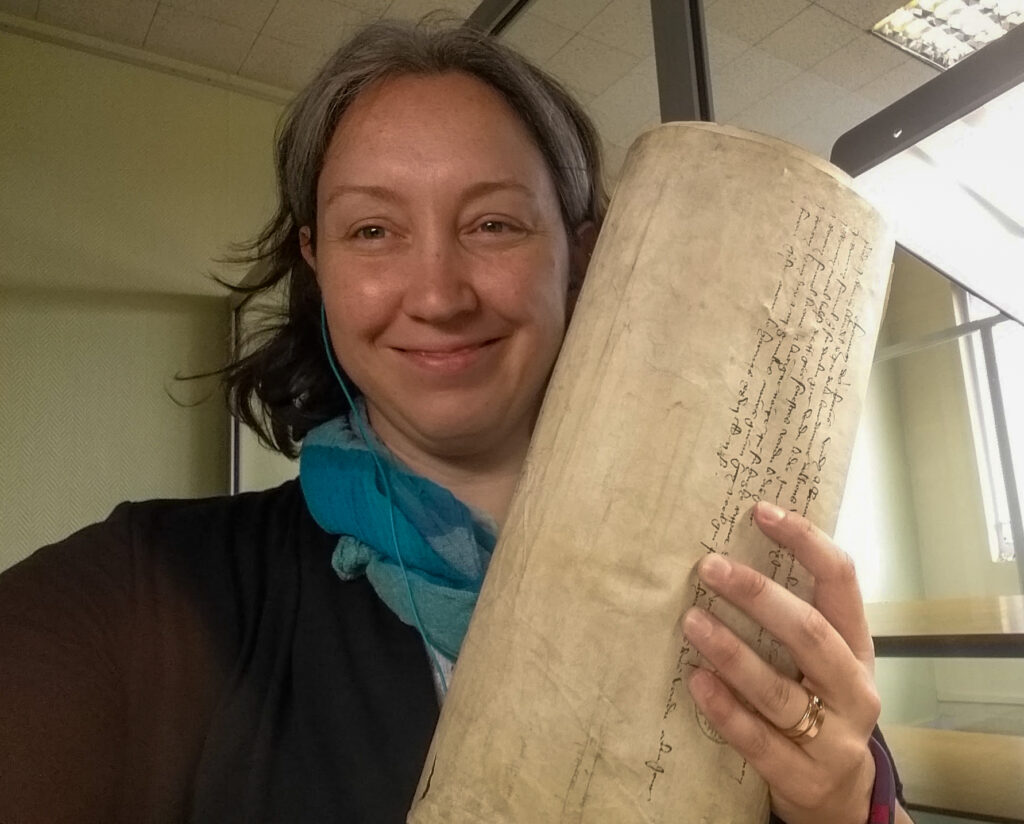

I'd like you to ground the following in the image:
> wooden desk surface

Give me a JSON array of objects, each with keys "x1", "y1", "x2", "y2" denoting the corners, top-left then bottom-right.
[
  {"x1": 884, "y1": 724, "x2": 1024, "y2": 821},
  {"x1": 866, "y1": 595, "x2": 1024, "y2": 657}
]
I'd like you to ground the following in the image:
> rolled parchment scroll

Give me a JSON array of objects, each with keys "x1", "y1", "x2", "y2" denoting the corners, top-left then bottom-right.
[{"x1": 408, "y1": 123, "x2": 895, "y2": 823}]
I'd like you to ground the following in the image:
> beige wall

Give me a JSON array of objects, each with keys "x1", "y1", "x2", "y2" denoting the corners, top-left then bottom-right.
[
  {"x1": 0, "y1": 28, "x2": 282, "y2": 297},
  {"x1": 0, "y1": 287, "x2": 230, "y2": 571},
  {"x1": 0, "y1": 32, "x2": 284, "y2": 567}
]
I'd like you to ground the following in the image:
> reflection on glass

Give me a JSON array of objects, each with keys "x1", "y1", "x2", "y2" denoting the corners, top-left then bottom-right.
[
  {"x1": 837, "y1": 253, "x2": 1024, "y2": 601},
  {"x1": 854, "y1": 80, "x2": 1024, "y2": 323},
  {"x1": 497, "y1": 0, "x2": 659, "y2": 181}
]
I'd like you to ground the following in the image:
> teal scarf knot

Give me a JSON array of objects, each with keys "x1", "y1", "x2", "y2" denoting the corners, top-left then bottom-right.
[{"x1": 299, "y1": 404, "x2": 496, "y2": 659}]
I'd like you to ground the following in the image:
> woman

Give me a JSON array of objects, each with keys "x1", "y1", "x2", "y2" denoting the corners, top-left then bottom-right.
[{"x1": 0, "y1": 19, "x2": 909, "y2": 824}]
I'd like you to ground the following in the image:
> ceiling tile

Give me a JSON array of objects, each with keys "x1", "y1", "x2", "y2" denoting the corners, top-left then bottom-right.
[
  {"x1": 729, "y1": 70, "x2": 848, "y2": 137},
  {"x1": 778, "y1": 116, "x2": 835, "y2": 159},
  {"x1": 498, "y1": 10, "x2": 574, "y2": 65},
  {"x1": 341, "y1": 0, "x2": 392, "y2": 15},
  {"x1": 857, "y1": 56, "x2": 939, "y2": 110},
  {"x1": 38, "y1": 0, "x2": 157, "y2": 47},
  {"x1": 711, "y1": 46, "x2": 801, "y2": 120},
  {"x1": 811, "y1": 31, "x2": 909, "y2": 91},
  {"x1": 239, "y1": 33, "x2": 327, "y2": 90},
  {"x1": 0, "y1": 0, "x2": 39, "y2": 16},
  {"x1": 707, "y1": 25, "x2": 750, "y2": 74},
  {"x1": 706, "y1": 0, "x2": 810, "y2": 45},
  {"x1": 812, "y1": 0, "x2": 905, "y2": 30},
  {"x1": 263, "y1": 0, "x2": 368, "y2": 52},
  {"x1": 601, "y1": 140, "x2": 629, "y2": 183},
  {"x1": 589, "y1": 55, "x2": 659, "y2": 147},
  {"x1": 529, "y1": 0, "x2": 610, "y2": 34},
  {"x1": 145, "y1": 4, "x2": 256, "y2": 73},
  {"x1": 817, "y1": 89, "x2": 880, "y2": 136},
  {"x1": 781, "y1": 89, "x2": 878, "y2": 161},
  {"x1": 545, "y1": 33, "x2": 640, "y2": 99},
  {"x1": 581, "y1": 0, "x2": 653, "y2": 58},
  {"x1": 157, "y1": 0, "x2": 276, "y2": 31},
  {"x1": 383, "y1": 0, "x2": 477, "y2": 22},
  {"x1": 759, "y1": 5, "x2": 860, "y2": 69}
]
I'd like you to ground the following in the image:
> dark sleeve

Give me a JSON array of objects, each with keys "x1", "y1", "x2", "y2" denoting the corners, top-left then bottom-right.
[
  {"x1": 871, "y1": 725, "x2": 906, "y2": 806},
  {"x1": 0, "y1": 509, "x2": 134, "y2": 824}
]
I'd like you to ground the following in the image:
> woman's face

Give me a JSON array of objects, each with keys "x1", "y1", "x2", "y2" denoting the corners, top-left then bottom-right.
[{"x1": 302, "y1": 71, "x2": 589, "y2": 462}]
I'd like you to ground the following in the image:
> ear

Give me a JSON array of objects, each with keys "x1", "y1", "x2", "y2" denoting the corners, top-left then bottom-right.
[
  {"x1": 568, "y1": 220, "x2": 598, "y2": 304},
  {"x1": 299, "y1": 225, "x2": 317, "y2": 276}
]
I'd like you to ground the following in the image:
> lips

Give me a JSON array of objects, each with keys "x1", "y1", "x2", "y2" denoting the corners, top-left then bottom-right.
[{"x1": 393, "y1": 338, "x2": 501, "y2": 374}]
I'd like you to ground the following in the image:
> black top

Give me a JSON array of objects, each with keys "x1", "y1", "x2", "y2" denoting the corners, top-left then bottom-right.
[
  {"x1": 0, "y1": 481, "x2": 438, "y2": 823},
  {"x1": 0, "y1": 481, "x2": 901, "y2": 822}
]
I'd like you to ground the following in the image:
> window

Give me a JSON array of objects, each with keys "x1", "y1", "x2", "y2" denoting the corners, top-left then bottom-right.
[{"x1": 956, "y1": 289, "x2": 1024, "y2": 561}]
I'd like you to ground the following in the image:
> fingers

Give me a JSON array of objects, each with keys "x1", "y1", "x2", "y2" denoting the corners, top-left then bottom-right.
[
  {"x1": 694, "y1": 552, "x2": 871, "y2": 711},
  {"x1": 752, "y1": 502, "x2": 874, "y2": 667},
  {"x1": 687, "y1": 668, "x2": 817, "y2": 794},
  {"x1": 690, "y1": 668, "x2": 877, "y2": 823},
  {"x1": 683, "y1": 607, "x2": 822, "y2": 732}
]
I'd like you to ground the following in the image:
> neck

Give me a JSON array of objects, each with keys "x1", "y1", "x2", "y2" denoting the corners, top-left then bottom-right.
[{"x1": 366, "y1": 411, "x2": 530, "y2": 527}]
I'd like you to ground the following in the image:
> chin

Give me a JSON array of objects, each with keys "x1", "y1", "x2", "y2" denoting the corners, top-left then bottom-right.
[{"x1": 407, "y1": 398, "x2": 533, "y2": 459}]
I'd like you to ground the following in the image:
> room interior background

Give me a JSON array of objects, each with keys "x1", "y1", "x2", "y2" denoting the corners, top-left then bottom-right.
[{"x1": 1, "y1": 3, "x2": 1021, "y2": 821}]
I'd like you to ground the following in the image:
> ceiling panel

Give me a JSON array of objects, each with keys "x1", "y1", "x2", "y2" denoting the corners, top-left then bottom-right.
[
  {"x1": 36, "y1": 0, "x2": 157, "y2": 47},
  {"x1": 705, "y1": 0, "x2": 809, "y2": 45},
  {"x1": 146, "y1": 3, "x2": 255, "y2": 72},
  {"x1": 758, "y1": 4, "x2": 861, "y2": 69},
  {"x1": 158, "y1": 0, "x2": 277, "y2": 31},
  {"x1": 0, "y1": 0, "x2": 943, "y2": 173}
]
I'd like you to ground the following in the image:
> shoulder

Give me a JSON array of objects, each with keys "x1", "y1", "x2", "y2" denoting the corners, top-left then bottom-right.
[
  {"x1": 3, "y1": 480, "x2": 317, "y2": 584},
  {"x1": 0, "y1": 480, "x2": 331, "y2": 642}
]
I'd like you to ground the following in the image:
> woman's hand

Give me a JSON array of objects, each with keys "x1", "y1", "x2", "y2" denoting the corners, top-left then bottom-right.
[{"x1": 682, "y1": 500, "x2": 882, "y2": 824}]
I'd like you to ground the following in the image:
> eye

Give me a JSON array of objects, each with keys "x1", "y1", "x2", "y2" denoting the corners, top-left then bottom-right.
[
  {"x1": 353, "y1": 225, "x2": 387, "y2": 240},
  {"x1": 475, "y1": 218, "x2": 528, "y2": 236}
]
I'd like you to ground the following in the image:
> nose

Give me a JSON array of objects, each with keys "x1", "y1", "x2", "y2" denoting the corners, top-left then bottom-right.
[{"x1": 401, "y1": 232, "x2": 479, "y2": 323}]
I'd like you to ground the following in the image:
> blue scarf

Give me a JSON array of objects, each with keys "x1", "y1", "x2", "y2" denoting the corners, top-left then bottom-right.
[{"x1": 299, "y1": 404, "x2": 496, "y2": 659}]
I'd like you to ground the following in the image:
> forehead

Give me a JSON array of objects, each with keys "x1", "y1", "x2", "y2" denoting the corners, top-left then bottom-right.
[{"x1": 319, "y1": 71, "x2": 555, "y2": 195}]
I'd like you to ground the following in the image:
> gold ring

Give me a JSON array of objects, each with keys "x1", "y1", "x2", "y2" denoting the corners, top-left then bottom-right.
[{"x1": 779, "y1": 693, "x2": 825, "y2": 742}]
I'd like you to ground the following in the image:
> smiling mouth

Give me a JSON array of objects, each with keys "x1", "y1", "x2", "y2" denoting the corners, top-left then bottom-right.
[
  {"x1": 396, "y1": 338, "x2": 500, "y2": 356},
  {"x1": 394, "y1": 338, "x2": 501, "y2": 372}
]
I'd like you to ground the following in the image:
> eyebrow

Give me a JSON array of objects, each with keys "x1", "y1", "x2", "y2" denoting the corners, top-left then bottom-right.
[{"x1": 322, "y1": 179, "x2": 537, "y2": 210}]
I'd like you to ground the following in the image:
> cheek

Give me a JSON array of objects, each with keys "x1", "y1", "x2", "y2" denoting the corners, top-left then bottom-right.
[
  {"x1": 497, "y1": 243, "x2": 572, "y2": 322},
  {"x1": 318, "y1": 257, "x2": 398, "y2": 341}
]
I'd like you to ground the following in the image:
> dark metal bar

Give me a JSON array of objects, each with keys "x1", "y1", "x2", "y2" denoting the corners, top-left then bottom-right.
[
  {"x1": 832, "y1": 23, "x2": 1024, "y2": 176},
  {"x1": 979, "y1": 325, "x2": 1024, "y2": 590},
  {"x1": 874, "y1": 634, "x2": 1024, "y2": 658},
  {"x1": 465, "y1": 0, "x2": 533, "y2": 36},
  {"x1": 650, "y1": 0, "x2": 714, "y2": 122}
]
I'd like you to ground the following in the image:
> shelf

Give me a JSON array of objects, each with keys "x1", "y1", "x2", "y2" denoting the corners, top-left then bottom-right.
[
  {"x1": 866, "y1": 595, "x2": 1024, "y2": 657},
  {"x1": 884, "y1": 724, "x2": 1024, "y2": 822}
]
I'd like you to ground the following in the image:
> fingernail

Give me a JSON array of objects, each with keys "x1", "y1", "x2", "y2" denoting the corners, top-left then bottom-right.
[
  {"x1": 689, "y1": 669, "x2": 715, "y2": 700},
  {"x1": 757, "y1": 501, "x2": 786, "y2": 523},
  {"x1": 683, "y1": 608, "x2": 712, "y2": 640},
  {"x1": 700, "y1": 553, "x2": 730, "y2": 583}
]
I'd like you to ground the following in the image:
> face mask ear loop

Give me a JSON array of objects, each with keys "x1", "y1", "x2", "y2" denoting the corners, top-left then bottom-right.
[{"x1": 320, "y1": 302, "x2": 449, "y2": 695}]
